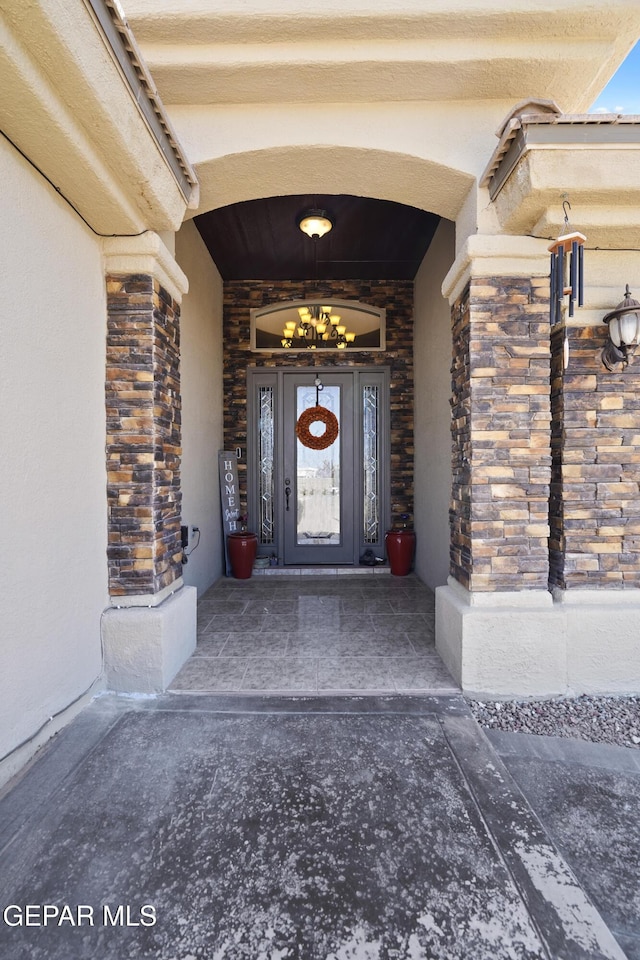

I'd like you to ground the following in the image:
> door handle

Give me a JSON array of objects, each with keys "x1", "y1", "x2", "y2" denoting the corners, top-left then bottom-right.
[{"x1": 284, "y1": 479, "x2": 291, "y2": 511}]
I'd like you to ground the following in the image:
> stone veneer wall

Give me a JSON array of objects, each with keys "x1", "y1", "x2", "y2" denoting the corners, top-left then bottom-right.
[
  {"x1": 106, "y1": 275, "x2": 182, "y2": 597},
  {"x1": 223, "y1": 280, "x2": 414, "y2": 524},
  {"x1": 450, "y1": 276, "x2": 551, "y2": 591},
  {"x1": 449, "y1": 286, "x2": 472, "y2": 586},
  {"x1": 549, "y1": 325, "x2": 565, "y2": 588},
  {"x1": 549, "y1": 324, "x2": 640, "y2": 589}
]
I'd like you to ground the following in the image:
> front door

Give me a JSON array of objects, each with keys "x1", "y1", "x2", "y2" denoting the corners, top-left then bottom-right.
[
  {"x1": 247, "y1": 366, "x2": 389, "y2": 566},
  {"x1": 283, "y1": 371, "x2": 354, "y2": 564}
]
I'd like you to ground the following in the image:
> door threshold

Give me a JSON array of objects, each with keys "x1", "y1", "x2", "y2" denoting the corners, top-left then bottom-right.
[{"x1": 252, "y1": 565, "x2": 391, "y2": 577}]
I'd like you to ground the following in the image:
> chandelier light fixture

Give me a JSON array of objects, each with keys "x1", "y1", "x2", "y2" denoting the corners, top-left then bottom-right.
[
  {"x1": 297, "y1": 209, "x2": 334, "y2": 239},
  {"x1": 281, "y1": 304, "x2": 356, "y2": 349},
  {"x1": 601, "y1": 284, "x2": 640, "y2": 370}
]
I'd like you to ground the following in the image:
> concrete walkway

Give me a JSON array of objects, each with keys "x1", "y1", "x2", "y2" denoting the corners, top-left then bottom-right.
[{"x1": 0, "y1": 692, "x2": 638, "y2": 959}]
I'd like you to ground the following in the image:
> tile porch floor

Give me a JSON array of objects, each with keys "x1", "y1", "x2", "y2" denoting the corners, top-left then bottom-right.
[{"x1": 170, "y1": 572, "x2": 458, "y2": 695}]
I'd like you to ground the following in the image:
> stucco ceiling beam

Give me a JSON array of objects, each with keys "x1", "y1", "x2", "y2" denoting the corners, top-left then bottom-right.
[
  {"x1": 124, "y1": 0, "x2": 640, "y2": 48},
  {"x1": 490, "y1": 145, "x2": 640, "y2": 248},
  {"x1": 140, "y1": 38, "x2": 602, "y2": 67},
  {"x1": 533, "y1": 206, "x2": 640, "y2": 251},
  {"x1": 0, "y1": 1, "x2": 192, "y2": 234},
  {"x1": 0, "y1": 14, "x2": 143, "y2": 235},
  {"x1": 137, "y1": 39, "x2": 614, "y2": 107}
]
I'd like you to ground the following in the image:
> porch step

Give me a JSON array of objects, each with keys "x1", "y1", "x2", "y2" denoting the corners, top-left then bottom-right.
[{"x1": 251, "y1": 564, "x2": 392, "y2": 577}]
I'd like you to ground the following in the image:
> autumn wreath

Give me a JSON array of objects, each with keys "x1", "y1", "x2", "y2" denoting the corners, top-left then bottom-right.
[{"x1": 296, "y1": 405, "x2": 339, "y2": 450}]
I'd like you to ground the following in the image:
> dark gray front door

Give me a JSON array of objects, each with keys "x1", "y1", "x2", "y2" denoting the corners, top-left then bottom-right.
[
  {"x1": 247, "y1": 366, "x2": 390, "y2": 566},
  {"x1": 283, "y1": 371, "x2": 354, "y2": 565}
]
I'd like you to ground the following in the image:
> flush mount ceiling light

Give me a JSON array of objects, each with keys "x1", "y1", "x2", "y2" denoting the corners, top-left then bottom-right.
[{"x1": 297, "y1": 209, "x2": 334, "y2": 240}]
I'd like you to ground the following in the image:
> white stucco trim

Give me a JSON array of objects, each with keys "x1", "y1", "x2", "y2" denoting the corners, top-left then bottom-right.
[
  {"x1": 442, "y1": 233, "x2": 550, "y2": 303},
  {"x1": 102, "y1": 585, "x2": 197, "y2": 694},
  {"x1": 552, "y1": 587, "x2": 640, "y2": 605},
  {"x1": 103, "y1": 231, "x2": 188, "y2": 303},
  {"x1": 109, "y1": 576, "x2": 185, "y2": 608},
  {"x1": 436, "y1": 581, "x2": 640, "y2": 698},
  {"x1": 445, "y1": 575, "x2": 553, "y2": 608},
  {"x1": 187, "y1": 142, "x2": 476, "y2": 223}
]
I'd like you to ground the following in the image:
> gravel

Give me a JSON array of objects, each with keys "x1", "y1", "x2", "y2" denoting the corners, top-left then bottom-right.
[{"x1": 467, "y1": 695, "x2": 640, "y2": 750}]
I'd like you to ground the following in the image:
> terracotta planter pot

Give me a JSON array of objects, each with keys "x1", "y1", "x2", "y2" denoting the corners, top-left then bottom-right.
[
  {"x1": 227, "y1": 532, "x2": 258, "y2": 579},
  {"x1": 385, "y1": 529, "x2": 416, "y2": 576}
]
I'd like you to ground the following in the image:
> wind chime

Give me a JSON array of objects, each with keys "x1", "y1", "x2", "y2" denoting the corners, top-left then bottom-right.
[{"x1": 548, "y1": 199, "x2": 586, "y2": 326}]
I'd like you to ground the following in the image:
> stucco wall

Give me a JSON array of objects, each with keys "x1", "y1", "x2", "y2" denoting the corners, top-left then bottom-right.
[
  {"x1": 176, "y1": 222, "x2": 225, "y2": 594},
  {"x1": 0, "y1": 137, "x2": 107, "y2": 784},
  {"x1": 413, "y1": 220, "x2": 455, "y2": 590}
]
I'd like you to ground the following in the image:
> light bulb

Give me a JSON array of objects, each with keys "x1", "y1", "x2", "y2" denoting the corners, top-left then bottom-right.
[
  {"x1": 619, "y1": 313, "x2": 639, "y2": 346},
  {"x1": 609, "y1": 317, "x2": 622, "y2": 347}
]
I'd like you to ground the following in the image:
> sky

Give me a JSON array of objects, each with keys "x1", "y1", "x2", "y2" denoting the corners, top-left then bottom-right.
[{"x1": 590, "y1": 40, "x2": 640, "y2": 114}]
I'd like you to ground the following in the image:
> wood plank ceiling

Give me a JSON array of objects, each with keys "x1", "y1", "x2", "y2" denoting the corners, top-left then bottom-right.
[{"x1": 195, "y1": 194, "x2": 440, "y2": 281}]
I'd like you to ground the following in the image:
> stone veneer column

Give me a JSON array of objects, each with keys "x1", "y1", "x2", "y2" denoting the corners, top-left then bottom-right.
[
  {"x1": 436, "y1": 237, "x2": 566, "y2": 697},
  {"x1": 542, "y1": 299, "x2": 640, "y2": 699},
  {"x1": 550, "y1": 324, "x2": 640, "y2": 590},
  {"x1": 450, "y1": 275, "x2": 551, "y2": 591},
  {"x1": 106, "y1": 273, "x2": 182, "y2": 599},
  {"x1": 101, "y1": 234, "x2": 196, "y2": 693},
  {"x1": 438, "y1": 237, "x2": 640, "y2": 698}
]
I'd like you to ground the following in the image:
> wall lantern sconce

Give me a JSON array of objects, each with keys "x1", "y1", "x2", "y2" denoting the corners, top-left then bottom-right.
[
  {"x1": 297, "y1": 209, "x2": 334, "y2": 240},
  {"x1": 602, "y1": 284, "x2": 640, "y2": 371}
]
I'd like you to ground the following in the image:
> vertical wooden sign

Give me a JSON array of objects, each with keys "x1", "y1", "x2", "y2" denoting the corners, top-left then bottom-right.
[{"x1": 219, "y1": 450, "x2": 240, "y2": 576}]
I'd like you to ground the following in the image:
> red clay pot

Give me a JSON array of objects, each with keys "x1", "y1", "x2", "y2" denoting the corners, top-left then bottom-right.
[
  {"x1": 227, "y1": 532, "x2": 258, "y2": 579},
  {"x1": 385, "y1": 529, "x2": 416, "y2": 576}
]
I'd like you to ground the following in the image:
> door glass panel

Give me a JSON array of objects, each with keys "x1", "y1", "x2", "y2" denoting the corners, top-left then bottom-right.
[
  {"x1": 363, "y1": 384, "x2": 380, "y2": 543},
  {"x1": 258, "y1": 385, "x2": 275, "y2": 544},
  {"x1": 296, "y1": 385, "x2": 341, "y2": 545}
]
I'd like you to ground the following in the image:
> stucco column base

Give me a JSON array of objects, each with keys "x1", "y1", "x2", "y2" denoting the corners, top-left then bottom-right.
[
  {"x1": 555, "y1": 588, "x2": 640, "y2": 697},
  {"x1": 436, "y1": 578, "x2": 640, "y2": 698},
  {"x1": 102, "y1": 586, "x2": 197, "y2": 694},
  {"x1": 436, "y1": 579, "x2": 564, "y2": 698}
]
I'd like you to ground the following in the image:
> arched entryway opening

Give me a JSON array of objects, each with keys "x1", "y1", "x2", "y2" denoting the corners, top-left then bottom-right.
[{"x1": 174, "y1": 144, "x2": 469, "y2": 590}]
